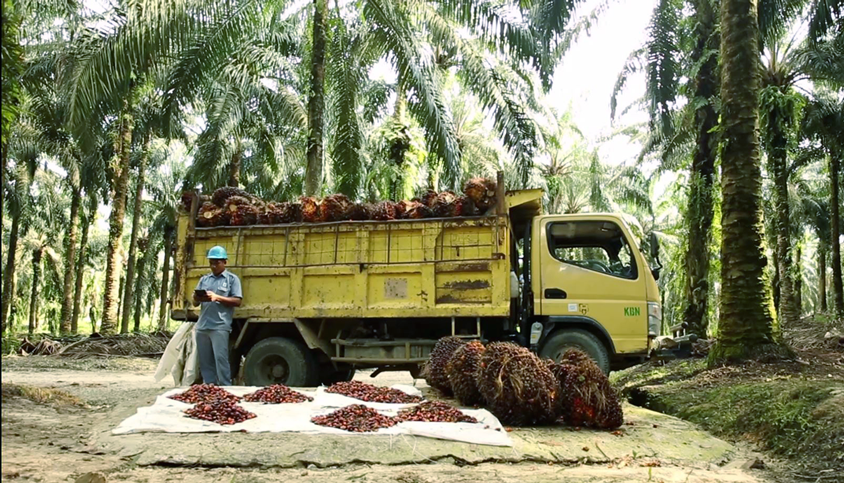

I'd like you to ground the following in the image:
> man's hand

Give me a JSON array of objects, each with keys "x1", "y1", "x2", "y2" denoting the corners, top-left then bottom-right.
[{"x1": 206, "y1": 290, "x2": 220, "y2": 302}]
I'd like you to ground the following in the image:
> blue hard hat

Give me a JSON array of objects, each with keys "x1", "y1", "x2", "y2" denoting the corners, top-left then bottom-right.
[{"x1": 207, "y1": 246, "x2": 228, "y2": 260}]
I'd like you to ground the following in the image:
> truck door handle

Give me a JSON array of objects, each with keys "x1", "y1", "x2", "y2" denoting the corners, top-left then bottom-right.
[{"x1": 545, "y1": 288, "x2": 567, "y2": 299}]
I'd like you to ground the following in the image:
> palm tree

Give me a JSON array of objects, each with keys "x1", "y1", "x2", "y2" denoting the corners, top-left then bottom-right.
[
  {"x1": 711, "y1": 0, "x2": 776, "y2": 362},
  {"x1": 71, "y1": 194, "x2": 97, "y2": 333},
  {"x1": 801, "y1": 93, "x2": 844, "y2": 315}
]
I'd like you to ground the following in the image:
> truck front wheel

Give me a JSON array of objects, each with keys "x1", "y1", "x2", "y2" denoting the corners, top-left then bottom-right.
[
  {"x1": 243, "y1": 337, "x2": 318, "y2": 387},
  {"x1": 539, "y1": 329, "x2": 611, "y2": 374}
]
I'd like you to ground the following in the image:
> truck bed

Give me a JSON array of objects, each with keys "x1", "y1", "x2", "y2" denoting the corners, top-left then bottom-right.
[{"x1": 172, "y1": 215, "x2": 511, "y2": 321}]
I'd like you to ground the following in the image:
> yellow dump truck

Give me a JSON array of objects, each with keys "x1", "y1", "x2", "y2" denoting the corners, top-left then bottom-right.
[{"x1": 172, "y1": 177, "x2": 663, "y2": 386}]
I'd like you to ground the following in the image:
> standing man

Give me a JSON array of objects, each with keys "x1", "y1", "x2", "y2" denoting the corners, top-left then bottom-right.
[{"x1": 192, "y1": 246, "x2": 242, "y2": 386}]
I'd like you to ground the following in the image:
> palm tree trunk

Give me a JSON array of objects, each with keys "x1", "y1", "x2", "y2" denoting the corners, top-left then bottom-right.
[
  {"x1": 133, "y1": 242, "x2": 149, "y2": 333},
  {"x1": 818, "y1": 244, "x2": 828, "y2": 313},
  {"x1": 101, "y1": 101, "x2": 133, "y2": 335},
  {"x1": 227, "y1": 144, "x2": 242, "y2": 187},
  {"x1": 1, "y1": 210, "x2": 21, "y2": 334},
  {"x1": 830, "y1": 154, "x2": 844, "y2": 316},
  {"x1": 711, "y1": 0, "x2": 775, "y2": 363},
  {"x1": 304, "y1": 0, "x2": 327, "y2": 196},
  {"x1": 59, "y1": 188, "x2": 81, "y2": 334},
  {"x1": 71, "y1": 210, "x2": 90, "y2": 334},
  {"x1": 158, "y1": 228, "x2": 173, "y2": 331},
  {"x1": 28, "y1": 247, "x2": 44, "y2": 335},
  {"x1": 120, "y1": 140, "x2": 148, "y2": 334},
  {"x1": 794, "y1": 244, "x2": 802, "y2": 316},
  {"x1": 772, "y1": 152, "x2": 798, "y2": 325},
  {"x1": 682, "y1": 1, "x2": 718, "y2": 337}
]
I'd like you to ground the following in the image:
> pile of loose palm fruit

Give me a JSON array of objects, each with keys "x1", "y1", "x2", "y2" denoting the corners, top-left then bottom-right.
[
  {"x1": 182, "y1": 177, "x2": 498, "y2": 227},
  {"x1": 311, "y1": 404, "x2": 399, "y2": 433},
  {"x1": 243, "y1": 384, "x2": 313, "y2": 404},
  {"x1": 424, "y1": 337, "x2": 624, "y2": 429},
  {"x1": 170, "y1": 384, "x2": 257, "y2": 425},
  {"x1": 325, "y1": 380, "x2": 423, "y2": 404}
]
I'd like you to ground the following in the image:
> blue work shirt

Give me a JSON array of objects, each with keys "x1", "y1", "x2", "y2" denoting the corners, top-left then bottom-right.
[{"x1": 195, "y1": 270, "x2": 243, "y2": 332}]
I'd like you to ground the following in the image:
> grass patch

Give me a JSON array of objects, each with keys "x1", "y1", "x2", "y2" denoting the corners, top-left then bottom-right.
[
  {"x1": 610, "y1": 359, "x2": 707, "y2": 394},
  {"x1": 1, "y1": 383, "x2": 86, "y2": 408}
]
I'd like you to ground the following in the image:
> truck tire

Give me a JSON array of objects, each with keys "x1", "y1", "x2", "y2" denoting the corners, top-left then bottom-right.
[
  {"x1": 539, "y1": 329, "x2": 611, "y2": 374},
  {"x1": 319, "y1": 366, "x2": 356, "y2": 385},
  {"x1": 243, "y1": 337, "x2": 318, "y2": 387}
]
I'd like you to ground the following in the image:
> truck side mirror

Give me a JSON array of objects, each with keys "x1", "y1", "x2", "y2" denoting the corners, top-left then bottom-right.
[{"x1": 648, "y1": 232, "x2": 660, "y2": 261}]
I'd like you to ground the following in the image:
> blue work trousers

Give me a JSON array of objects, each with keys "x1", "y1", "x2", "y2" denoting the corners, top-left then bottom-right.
[{"x1": 196, "y1": 329, "x2": 232, "y2": 386}]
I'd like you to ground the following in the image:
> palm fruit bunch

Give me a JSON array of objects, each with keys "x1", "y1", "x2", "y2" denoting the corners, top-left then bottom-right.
[
  {"x1": 425, "y1": 336, "x2": 466, "y2": 396},
  {"x1": 462, "y1": 177, "x2": 497, "y2": 211},
  {"x1": 476, "y1": 342, "x2": 560, "y2": 426},
  {"x1": 453, "y1": 196, "x2": 479, "y2": 217},
  {"x1": 550, "y1": 349, "x2": 623, "y2": 429},
  {"x1": 347, "y1": 203, "x2": 369, "y2": 221},
  {"x1": 396, "y1": 401, "x2": 478, "y2": 423},
  {"x1": 445, "y1": 340, "x2": 485, "y2": 406},
  {"x1": 180, "y1": 192, "x2": 211, "y2": 212},
  {"x1": 432, "y1": 191, "x2": 458, "y2": 217},
  {"x1": 197, "y1": 202, "x2": 226, "y2": 227},
  {"x1": 226, "y1": 195, "x2": 259, "y2": 226},
  {"x1": 257, "y1": 202, "x2": 281, "y2": 225},
  {"x1": 420, "y1": 190, "x2": 438, "y2": 208},
  {"x1": 212, "y1": 186, "x2": 253, "y2": 207},
  {"x1": 401, "y1": 200, "x2": 433, "y2": 219},
  {"x1": 320, "y1": 194, "x2": 352, "y2": 222},
  {"x1": 369, "y1": 200, "x2": 397, "y2": 221},
  {"x1": 299, "y1": 196, "x2": 322, "y2": 223}
]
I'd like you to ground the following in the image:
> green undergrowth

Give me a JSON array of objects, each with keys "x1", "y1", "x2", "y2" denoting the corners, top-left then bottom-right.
[{"x1": 612, "y1": 360, "x2": 844, "y2": 473}]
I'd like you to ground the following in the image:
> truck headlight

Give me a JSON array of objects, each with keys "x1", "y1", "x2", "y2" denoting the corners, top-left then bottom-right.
[{"x1": 648, "y1": 302, "x2": 661, "y2": 337}]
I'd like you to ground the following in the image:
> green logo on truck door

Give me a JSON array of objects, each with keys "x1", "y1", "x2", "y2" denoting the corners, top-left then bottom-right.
[{"x1": 624, "y1": 306, "x2": 640, "y2": 317}]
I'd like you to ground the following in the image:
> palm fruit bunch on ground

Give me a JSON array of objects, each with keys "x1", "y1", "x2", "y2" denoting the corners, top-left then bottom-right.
[
  {"x1": 425, "y1": 336, "x2": 466, "y2": 396},
  {"x1": 550, "y1": 348, "x2": 623, "y2": 429},
  {"x1": 476, "y1": 342, "x2": 560, "y2": 426},
  {"x1": 463, "y1": 177, "x2": 497, "y2": 211},
  {"x1": 225, "y1": 195, "x2": 259, "y2": 226},
  {"x1": 320, "y1": 194, "x2": 352, "y2": 222},
  {"x1": 445, "y1": 340, "x2": 486, "y2": 406},
  {"x1": 197, "y1": 201, "x2": 227, "y2": 227}
]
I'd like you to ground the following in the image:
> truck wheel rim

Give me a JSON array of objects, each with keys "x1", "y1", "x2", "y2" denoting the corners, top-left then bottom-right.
[{"x1": 259, "y1": 355, "x2": 289, "y2": 383}]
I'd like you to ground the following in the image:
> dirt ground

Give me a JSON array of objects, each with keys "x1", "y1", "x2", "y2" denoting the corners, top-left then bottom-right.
[{"x1": 1, "y1": 356, "x2": 776, "y2": 483}]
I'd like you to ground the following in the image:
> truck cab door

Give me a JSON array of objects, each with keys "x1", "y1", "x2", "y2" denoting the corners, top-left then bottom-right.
[{"x1": 536, "y1": 217, "x2": 648, "y2": 354}]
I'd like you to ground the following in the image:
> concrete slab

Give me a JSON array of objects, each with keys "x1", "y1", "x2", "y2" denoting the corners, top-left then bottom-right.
[{"x1": 90, "y1": 403, "x2": 735, "y2": 468}]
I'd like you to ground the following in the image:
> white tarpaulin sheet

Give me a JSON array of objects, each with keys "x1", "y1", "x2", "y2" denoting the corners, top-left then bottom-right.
[{"x1": 112, "y1": 386, "x2": 512, "y2": 446}]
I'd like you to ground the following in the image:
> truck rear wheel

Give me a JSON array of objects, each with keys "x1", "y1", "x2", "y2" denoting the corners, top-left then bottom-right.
[
  {"x1": 243, "y1": 337, "x2": 318, "y2": 387},
  {"x1": 539, "y1": 329, "x2": 611, "y2": 374}
]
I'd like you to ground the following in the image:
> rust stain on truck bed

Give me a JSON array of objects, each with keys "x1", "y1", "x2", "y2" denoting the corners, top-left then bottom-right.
[{"x1": 441, "y1": 280, "x2": 491, "y2": 290}]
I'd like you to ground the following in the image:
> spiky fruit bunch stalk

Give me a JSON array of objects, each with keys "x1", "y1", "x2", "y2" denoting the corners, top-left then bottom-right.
[
  {"x1": 476, "y1": 342, "x2": 560, "y2": 426},
  {"x1": 321, "y1": 194, "x2": 352, "y2": 221},
  {"x1": 551, "y1": 349, "x2": 623, "y2": 429},
  {"x1": 212, "y1": 186, "x2": 253, "y2": 207},
  {"x1": 299, "y1": 196, "x2": 322, "y2": 223},
  {"x1": 370, "y1": 201, "x2": 397, "y2": 221},
  {"x1": 425, "y1": 336, "x2": 466, "y2": 396},
  {"x1": 446, "y1": 340, "x2": 485, "y2": 406},
  {"x1": 197, "y1": 202, "x2": 225, "y2": 227}
]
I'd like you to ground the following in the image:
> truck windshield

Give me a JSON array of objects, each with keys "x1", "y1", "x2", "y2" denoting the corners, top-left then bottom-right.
[{"x1": 546, "y1": 220, "x2": 638, "y2": 280}]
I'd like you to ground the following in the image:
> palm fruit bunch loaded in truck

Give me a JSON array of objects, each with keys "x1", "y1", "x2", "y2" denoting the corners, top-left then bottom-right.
[{"x1": 171, "y1": 172, "x2": 663, "y2": 386}]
